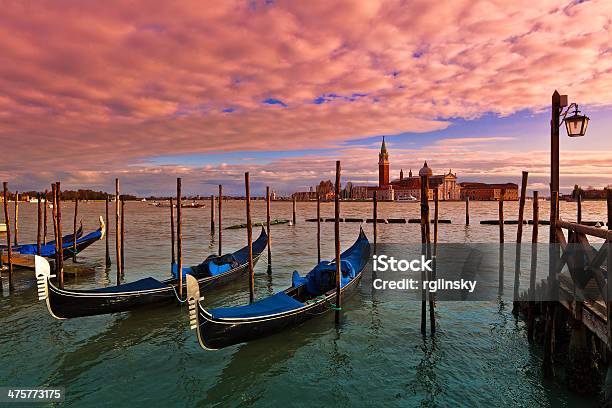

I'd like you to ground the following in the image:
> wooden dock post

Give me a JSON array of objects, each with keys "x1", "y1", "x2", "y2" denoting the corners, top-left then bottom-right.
[
  {"x1": 105, "y1": 197, "x2": 111, "y2": 267},
  {"x1": 419, "y1": 162, "x2": 432, "y2": 335},
  {"x1": 170, "y1": 198, "x2": 175, "y2": 265},
  {"x1": 218, "y1": 185, "x2": 222, "y2": 256},
  {"x1": 120, "y1": 196, "x2": 125, "y2": 273},
  {"x1": 292, "y1": 195, "x2": 296, "y2": 225},
  {"x1": 37, "y1": 193, "x2": 42, "y2": 256},
  {"x1": 316, "y1": 193, "x2": 321, "y2": 263},
  {"x1": 498, "y1": 189, "x2": 505, "y2": 296},
  {"x1": 51, "y1": 184, "x2": 58, "y2": 273},
  {"x1": 543, "y1": 191, "x2": 559, "y2": 379},
  {"x1": 527, "y1": 191, "x2": 539, "y2": 342},
  {"x1": 373, "y1": 191, "x2": 377, "y2": 253},
  {"x1": 72, "y1": 194, "x2": 79, "y2": 262},
  {"x1": 433, "y1": 188, "x2": 439, "y2": 245},
  {"x1": 14, "y1": 191, "x2": 19, "y2": 246},
  {"x1": 210, "y1": 195, "x2": 215, "y2": 235},
  {"x1": 245, "y1": 173, "x2": 254, "y2": 303},
  {"x1": 2, "y1": 182, "x2": 13, "y2": 291},
  {"x1": 513, "y1": 172, "x2": 528, "y2": 315},
  {"x1": 334, "y1": 161, "x2": 341, "y2": 324},
  {"x1": 430, "y1": 187, "x2": 438, "y2": 334},
  {"x1": 606, "y1": 188, "x2": 612, "y2": 404},
  {"x1": 465, "y1": 196, "x2": 470, "y2": 225},
  {"x1": 55, "y1": 182, "x2": 64, "y2": 290},
  {"x1": 266, "y1": 186, "x2": 272, "y2": 274},
  {"x1": 43, "y1": 189, "x2": 48, "y2": 245},
  {"x1": 115, "y1": 178, "x2": 121, "y2": 285},
  {"x1": 177, "y1": 178, "x2": 183, "y2": 300},
  {"x1": 577, "y1": 193, "x2": 582, "y2": 224}
]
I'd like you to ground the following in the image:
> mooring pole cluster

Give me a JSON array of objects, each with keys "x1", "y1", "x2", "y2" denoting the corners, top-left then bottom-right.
[{"x1": 419, "y1": 162, "x2": 433, "y2": 335}]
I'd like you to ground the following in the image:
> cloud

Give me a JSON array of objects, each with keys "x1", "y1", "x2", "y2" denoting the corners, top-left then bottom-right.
[{"x1": 1, "y1": 0, "x2": 612, "y2": 193}]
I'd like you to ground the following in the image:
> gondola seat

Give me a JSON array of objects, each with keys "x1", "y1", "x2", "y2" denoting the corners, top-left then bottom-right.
[
  {"x1": 210, "y1": 292, "x2": 304, "y2": 319},
  {"x1": 291, "y1": 260, "x2": 356, "y2": 296}
]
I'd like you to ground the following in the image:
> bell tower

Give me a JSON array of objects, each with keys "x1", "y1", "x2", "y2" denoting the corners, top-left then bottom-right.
[{"x1": 378, "y1": 137, "x2": 389, "y2": 186}]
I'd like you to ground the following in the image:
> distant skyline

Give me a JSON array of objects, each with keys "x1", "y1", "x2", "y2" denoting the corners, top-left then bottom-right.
[{"x1": 1, "y1": 1, "x2": 611, "y2": 196}]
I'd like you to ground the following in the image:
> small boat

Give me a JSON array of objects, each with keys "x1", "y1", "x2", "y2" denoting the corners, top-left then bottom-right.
[
  {"x1": 35, "y1": 227, "x2": 269, "y2": 319},
  {"x1": 2, "y1": 220, "x2": 102, "y2": 269},
  {"x1": 397, "y1": 195, "x2": 417, "y2": 202},
  {"x1": 186, "y1": 228, "x2": 370, "y2": 350},
  {"x1": 226, "y1": 219, "x2": 289, "y2": 230}
]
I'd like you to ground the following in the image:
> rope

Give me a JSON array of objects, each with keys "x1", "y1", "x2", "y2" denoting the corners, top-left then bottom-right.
[{"x1": 170, "y1": 284, "x2": 188, "y2": 303}]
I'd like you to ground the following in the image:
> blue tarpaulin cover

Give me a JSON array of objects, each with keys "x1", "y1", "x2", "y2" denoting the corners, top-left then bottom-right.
[
  {"x1": 210, "y1": 292, "x2": 304, "y2": 319},
  {"x1": 18, "y1": 229, "x2": 102, "y2": 257},
  {"x1": 90, "y1": 277, "x2": 167, "y2": 293}
]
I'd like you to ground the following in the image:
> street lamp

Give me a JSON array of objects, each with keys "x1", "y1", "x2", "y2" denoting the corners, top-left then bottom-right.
[{"x1": 563, "y1": 103, "x2": 589, "y2": 137}]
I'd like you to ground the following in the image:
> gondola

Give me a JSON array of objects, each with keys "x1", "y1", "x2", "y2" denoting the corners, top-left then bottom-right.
[
  {"x1": 0, "y1": 222, "x2": 83, "y2": 251},
  {"x1": 2, "y1": 220, "x2": 101, "y2": 269},
  {"x1": 186, "y1": 228, "x2": 370, "y2": 350},
  {"x1": 35, "y1": 227, "x2": 269, "y2": 319}
]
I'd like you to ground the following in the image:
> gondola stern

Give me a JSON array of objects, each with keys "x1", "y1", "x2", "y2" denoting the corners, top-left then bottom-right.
[
  {"x1": 99, "y1": 216, "x2": 106, "y2": 240},
  {"x1": 35, "y1": 255, "x2": 51, "y2": 301},
  {"x1": 186, "y1": 274, "x2": 201, "y2": 331}
]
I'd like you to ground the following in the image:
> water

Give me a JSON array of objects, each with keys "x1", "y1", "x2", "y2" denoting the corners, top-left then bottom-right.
[{"x1": 0, "y1": 200, "x2": 607, "y2": 407}]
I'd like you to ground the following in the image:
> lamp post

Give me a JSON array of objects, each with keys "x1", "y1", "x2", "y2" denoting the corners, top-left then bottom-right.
[{"x1": 544, "y1": 90, "x2": 589, "y2": 379}]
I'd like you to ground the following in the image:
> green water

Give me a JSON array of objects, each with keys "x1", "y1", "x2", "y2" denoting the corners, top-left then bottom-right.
[{"x1": 0, "y1": 200, "x2": 606, "y2": 407}]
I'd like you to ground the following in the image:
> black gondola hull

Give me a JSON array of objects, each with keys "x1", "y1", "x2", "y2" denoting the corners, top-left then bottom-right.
[
  {"x1": 45, "y1": 258, "x2": 260, "y2": 319},
  {"x1": 197, "y1": 272, "x2": 363, "y2": 350}
]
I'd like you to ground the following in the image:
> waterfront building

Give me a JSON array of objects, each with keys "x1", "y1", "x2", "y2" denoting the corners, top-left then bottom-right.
[{"x1": 459, "y1": 182, "x2": 519, "y2": 200}]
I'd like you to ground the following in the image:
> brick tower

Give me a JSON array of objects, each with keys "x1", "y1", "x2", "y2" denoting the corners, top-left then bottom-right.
[{"x1": 378, "y1": 137, "x2": 389, "y2": 186}]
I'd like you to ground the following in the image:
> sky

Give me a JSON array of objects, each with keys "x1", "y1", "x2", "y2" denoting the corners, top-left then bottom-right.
[{"x1": 1, "y1": 0, "x2": 611, "y2": 196}]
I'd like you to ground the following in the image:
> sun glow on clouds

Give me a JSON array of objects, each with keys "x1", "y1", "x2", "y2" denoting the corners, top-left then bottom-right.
[{"x1": 1, "y1": 0, "x2": 612, "y2": 194}]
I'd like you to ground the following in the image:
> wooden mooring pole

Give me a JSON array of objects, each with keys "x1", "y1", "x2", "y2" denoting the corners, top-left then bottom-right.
[
  {"x1": 373, "y1": 191, "x2": 377, "y2": 253},
  {"x1": 433, "y1": 188, "x2": 439, "y2": 245},
  {"x1": 513, "y1": 172, "x2": 528, "y2": 315},
  {"x1": 577, "y1": 193, "x2": 582, "y2": 224},
  {"x1": 266, "y1": 186, "x2": 271, "y2": 274},
  {"x1": 43, "y1": 189, "x2": 48, "y2": 245},
  {"x1": 3, "y1": 182, "x2": 14, "y2": 291},
  {"x1": 170, "y1": 198, "x2": 175, "y2": 265},
  {"x1": 419, "y1": 162, "x2": 432, "y2": 335},
  {"x1": 218, "y1": 185, "x2": 223, "y2": 256},
  {"x1": 334, "y1": 160, "x2": 341, "y2": 324},
  {"x1": 115, "y1": 178, "x2": 121, "y2": 285},
  {"x1": 51, "y1": 184, "x2": 58, "y2": 275},
  {"x1": 527, "y1": 191, "x2": 539, "y2": 342},
  {"x1": 606, "y1": 188, "x2": 612, "y2": 404},
  {"x1": 73, "y1": 194, "x2": 78, "y2": 262},
  {"x1": 177, "y1": 178, "x2": 183, "y2": 300},
  {"x1": 105, "y1": 197, "x2": 111, "y2": 267},
  {"x1": 292, "y1": 195, "x2": 296, "y2": 225},
  {"x1": 245, "y1": 173, "x2": 254, "y2": 303},
  {"x1": 210, "y1": 195, "x2": 215, "y2": 235},
  {"x1": 465, "y1": 196, "x2": 470, "y2": 225},
  {"x1": 55, "y1": 182, "x2": 64, "y2": 290},
  {"x1": 14, "y1": 191, "x2": 19, "y2": 247},
  {"x1": 498, "y1": 189, "x2": 505, "y2": 296},
  {"x1": 430, "y1": 187, "x2": 438, "y2": 334},
  {"x1": 37, "y1": 194, "x2": 42, "y2": 256},
  {"x1": 120, "y1": 196, "x2": 125, "y2": 273},
  {"x1": 316, "y1": 193, "x2": 321, "y2": 263}
]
